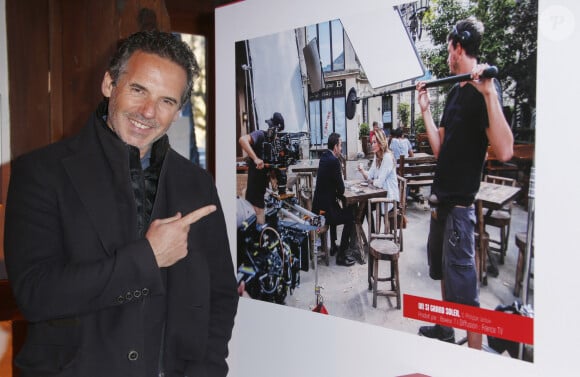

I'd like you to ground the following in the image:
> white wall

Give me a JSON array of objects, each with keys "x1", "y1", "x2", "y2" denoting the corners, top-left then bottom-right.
[{"x1": 216, "y1": 1, "x2": 580, "y2": 376}]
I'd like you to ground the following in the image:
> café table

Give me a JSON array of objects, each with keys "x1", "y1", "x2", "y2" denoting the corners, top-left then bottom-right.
[
  {"x1": 290, "y1": 159, "x2": 319, "y2": 175},
  {"x1": 341, "y1": 180, "x2": 388, "y2": 264},
  {"x1": 475, "y1": 181, "x2": 521, "y2": 285}
]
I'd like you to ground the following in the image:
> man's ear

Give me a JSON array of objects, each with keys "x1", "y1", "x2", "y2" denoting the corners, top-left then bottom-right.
[{"x1": 101, "y1": 71, "x2": 114, "y2": 97}]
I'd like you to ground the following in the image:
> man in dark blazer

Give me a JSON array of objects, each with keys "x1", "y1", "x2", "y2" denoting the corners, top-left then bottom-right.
[
  {"x1": 312, "y1": 132, "x2": 355, "y2": 266},
  {"x1": 4, "y1": 31, "x2": 238, "y2": 377}
]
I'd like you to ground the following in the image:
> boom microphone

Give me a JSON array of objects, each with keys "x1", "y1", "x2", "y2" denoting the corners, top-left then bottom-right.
[{"x1": 345, "y1": 66, "x2": 498, "y2": 120}]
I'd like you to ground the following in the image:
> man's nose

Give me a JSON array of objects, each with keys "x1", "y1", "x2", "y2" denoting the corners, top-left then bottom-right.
[{"x1": 140, "y1": 98, "x2": 156, "y2": 118}]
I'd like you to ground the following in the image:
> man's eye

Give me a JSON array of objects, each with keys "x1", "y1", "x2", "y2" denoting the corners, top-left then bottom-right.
[{"x1": 161, "y1": 99, "x2": 177, "y2": 107}]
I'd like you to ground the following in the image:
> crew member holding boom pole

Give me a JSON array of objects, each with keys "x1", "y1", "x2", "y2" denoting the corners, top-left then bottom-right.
[{"x1": 415, "y1": 16, "x2": 513, "y2": 349}]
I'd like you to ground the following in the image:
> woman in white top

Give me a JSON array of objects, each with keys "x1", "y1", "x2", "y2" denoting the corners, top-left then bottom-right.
[{"x1": 357, "y1": 129, "x2": 399, "y2": 212}]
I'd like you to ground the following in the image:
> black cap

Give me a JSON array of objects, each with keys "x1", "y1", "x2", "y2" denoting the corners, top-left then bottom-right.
[{"x1": 265, "y1": 112, "x2": 284, "y2": 130}]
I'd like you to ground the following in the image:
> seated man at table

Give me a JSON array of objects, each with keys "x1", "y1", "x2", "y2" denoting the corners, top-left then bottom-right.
[{"x1": 312, "y1": 132, "x2": 356, "y2": 266}]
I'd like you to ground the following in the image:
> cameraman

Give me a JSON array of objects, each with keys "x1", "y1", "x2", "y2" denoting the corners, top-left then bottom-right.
[{"x1": 239, "y1": 112, "x2": 285, "y2": 225}]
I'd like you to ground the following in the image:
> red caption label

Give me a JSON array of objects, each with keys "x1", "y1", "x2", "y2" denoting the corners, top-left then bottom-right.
[{"x1": 403, "y1": 294, "x2": 533, "y2": 345}]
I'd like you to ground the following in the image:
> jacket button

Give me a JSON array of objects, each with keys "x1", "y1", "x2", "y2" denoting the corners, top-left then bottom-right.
[
  {"x1": 127, "y1": 350, "x2": 139, "y2": 361},
  {"x1": 125, "y1": 291, "x2": 133, "y2": 301},
  {"x1": 133, "y1": 289, "x2": 142, "y2": 298},
  {"x1": 141, "y1": 288, "x2": 149, "y2": 296},
  {"x1": 116, "y1": 295, "x2": 124, "y2": 304}
]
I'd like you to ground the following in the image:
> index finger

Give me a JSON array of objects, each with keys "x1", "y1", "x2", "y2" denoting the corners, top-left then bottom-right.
[{"x1": 179, "y1": 205, "x2": 217, "y2": 226}]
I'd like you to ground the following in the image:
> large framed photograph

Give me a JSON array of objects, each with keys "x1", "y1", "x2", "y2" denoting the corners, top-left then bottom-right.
[{"x1": 216, "y1": 0, "x2": 578, "y2": 376}]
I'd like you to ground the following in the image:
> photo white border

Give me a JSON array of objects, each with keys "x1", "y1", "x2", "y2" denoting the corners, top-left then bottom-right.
[
  {"x1": 1, "y1": 0, "x2": 11, "y2": 166},
  {"x1": 216, "y1": 0, "x2": 580, "y2": 376}
]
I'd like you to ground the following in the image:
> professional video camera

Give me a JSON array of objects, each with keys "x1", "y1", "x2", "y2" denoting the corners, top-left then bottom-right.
[
  {"x1": 262, "y1": 132, "x2": 301, "y2": 167},
  {"x1": 260, "y1": 112, "x2": 302, "y2": 195}
]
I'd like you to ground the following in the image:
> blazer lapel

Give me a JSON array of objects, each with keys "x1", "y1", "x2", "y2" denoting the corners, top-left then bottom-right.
[{"x1": 62, "y1": 123, "x2": 136, "y2": 256}]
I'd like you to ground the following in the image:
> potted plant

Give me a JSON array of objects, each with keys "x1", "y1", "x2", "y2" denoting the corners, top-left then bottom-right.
[
  {"x1": 413, "y1": 116, "x2": 431, "y2": 154},
  {"x1": 359, "y1": 123, "x2": 370, "y2": 156},
  {"x1": 414, "y1": 116, "x2": 426, "y2": 134},
  {"x1": 397, "y1": 102, "x2": 410, "y2": 129}
]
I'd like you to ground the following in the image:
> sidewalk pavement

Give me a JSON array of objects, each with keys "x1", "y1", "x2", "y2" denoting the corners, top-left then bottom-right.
[{"x1": 284, "y1": 159, "x2": 533, "y2": 351}]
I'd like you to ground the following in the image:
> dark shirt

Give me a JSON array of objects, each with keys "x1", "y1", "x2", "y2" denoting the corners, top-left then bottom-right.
[
  {"x1": 432, "y1": 80, "x2": 502, "y2": 206},
  {"x1": 244, "y1": 130, "x2": 268, "y2": 208},
  {"x1": 248, "y1": 129, "x2": 266, "y2": 166}
]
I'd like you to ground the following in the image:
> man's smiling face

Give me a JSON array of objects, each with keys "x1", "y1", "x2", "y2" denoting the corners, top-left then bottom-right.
[{"x1": 101, "y1": 50, "x2": 186, "y2": 158}]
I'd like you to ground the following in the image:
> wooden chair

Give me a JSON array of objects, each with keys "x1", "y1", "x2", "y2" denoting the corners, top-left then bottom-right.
[
  {"x1": 416, "y1": 132, "x2": 432, "y2": 154},
  {"x1": 485, "y1": 145, "x2": 518, "y2": 179},
  {"x1": 397, "y1": 154, "x2": 437, "y2": 202},
  {"x1": 337, "y1": 152, "x2": 347, "y2": 179},
  {"x1": 514, "y1": 232, "x2": 534, "y2": 297},
  {"x1": 388, "y1": 175, "x2": 407, "y2": 251},
  {"x1": 292, "y1": 172, "x2": 313, "y2": 211},
  {"x1": 482, "y1": 175, "x2": 517, "y2": 264},
  {"x1": 367, "y1": 197, "x2": 401, "y2": 309}
]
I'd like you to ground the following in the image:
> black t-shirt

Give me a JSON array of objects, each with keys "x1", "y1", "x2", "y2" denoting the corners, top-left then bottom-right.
[{"x1": 432, "y1": 80, "x2": 502, "y2": 206}]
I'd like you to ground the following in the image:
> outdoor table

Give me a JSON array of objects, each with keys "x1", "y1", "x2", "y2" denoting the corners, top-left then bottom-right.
[
  {"x1": 475, "y1": 181, "x2": 521, "y2": 285},
  {"x1": 341, "y1": 180, "x2": 388, "y2": 264},
  {"x1": 290, "y1": 159, "x2": 319, "y2": 174}
]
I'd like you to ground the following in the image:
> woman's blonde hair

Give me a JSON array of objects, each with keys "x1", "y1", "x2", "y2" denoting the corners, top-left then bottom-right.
[{"x1": 374, "y1": 129, "x2": 388, "y2": 153}]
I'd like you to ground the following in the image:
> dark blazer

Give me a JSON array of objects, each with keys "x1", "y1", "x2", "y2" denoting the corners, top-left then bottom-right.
[
  {"x1": 312, "y1": 149, "x2": 345, "y2": 221},
  {"x1": 4, "y1": 107, "x2": 239, "y2": 377}
]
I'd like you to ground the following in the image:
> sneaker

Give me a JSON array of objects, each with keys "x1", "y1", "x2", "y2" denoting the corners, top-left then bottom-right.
[{"x1": 418, "y1": 324, "x2": 455, "y2": 343}]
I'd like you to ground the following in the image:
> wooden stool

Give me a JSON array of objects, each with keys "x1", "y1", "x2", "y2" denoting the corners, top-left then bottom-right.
[
  {"x1": 368, "y1": 247, "x2": 400, "y2": 309},
  {"x1": 514, "y1": 232, "x2": 534, "y2": 297},
  {"x1": 367, "y1": 198, "x2": 402, "y2": 309}
]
